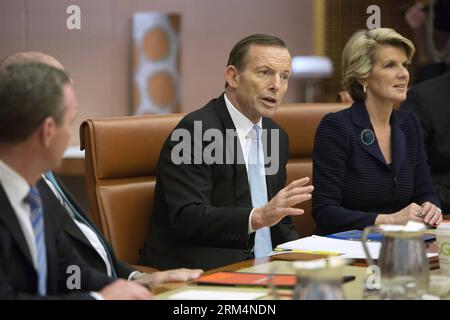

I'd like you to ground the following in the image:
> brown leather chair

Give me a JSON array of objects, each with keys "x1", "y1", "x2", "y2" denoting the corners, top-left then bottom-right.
[
  {"x1": 80, "y1": 114, "x2": 183, "y2": 265},
  {"x1": 272, "y1": 103, "x2": 349, "y2": 237}
]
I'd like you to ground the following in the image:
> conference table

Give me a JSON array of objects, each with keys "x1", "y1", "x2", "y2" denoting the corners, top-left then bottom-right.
[
  {"x1": 152, "y1": 255, "x2": 446, "y2": 300},
  {"x1": 153, "y1": 217, "x2": 450, "y2": 300}
]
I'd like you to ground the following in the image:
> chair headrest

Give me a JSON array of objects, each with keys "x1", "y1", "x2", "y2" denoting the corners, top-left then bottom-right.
[{"x1": 80, "y1": 114, "x2": 183, "y2": 179}]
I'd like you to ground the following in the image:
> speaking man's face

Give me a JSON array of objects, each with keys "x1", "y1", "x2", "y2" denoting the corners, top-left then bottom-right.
[{"x1": 232, "y1": 44, "x2": 291, "y2": 123}]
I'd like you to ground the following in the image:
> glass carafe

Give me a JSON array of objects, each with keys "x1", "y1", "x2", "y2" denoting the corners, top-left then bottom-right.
[
  {"x1": 361, "y1": 222, "x2": 430, "y2": 299},
  {"x1": 292, "y1": 257, "x2": 347, "y2": 300}
]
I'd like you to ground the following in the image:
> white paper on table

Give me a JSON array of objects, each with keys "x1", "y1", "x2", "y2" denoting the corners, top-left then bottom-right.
[
  {"x1": 277, "y1": 235, "x2": 381, "y2": 259},
  {"x1": 168, "y1": 289, "x2": 267, "y2": 300}
]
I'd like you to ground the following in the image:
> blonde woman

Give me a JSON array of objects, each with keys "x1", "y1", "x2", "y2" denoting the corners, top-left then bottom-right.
[{"x1": 312, "y1": 28, "x2": 442, "y2": 235}]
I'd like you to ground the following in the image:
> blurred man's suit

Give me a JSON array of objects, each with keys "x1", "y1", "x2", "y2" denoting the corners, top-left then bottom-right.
[
  {"x1": 400, "y1": 71, "x2": 450, "y2": 213},
  {"x1": 39, "y1": 173, "x2": 134, "y2": 278},
  {"x1": 0, "y1": 178, "x2": 113, "y2": 299}
]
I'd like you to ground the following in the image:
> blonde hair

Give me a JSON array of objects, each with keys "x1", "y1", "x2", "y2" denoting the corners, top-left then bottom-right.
[{"x1": 342, "y1": 28, "x2": 415, "y2": 101}]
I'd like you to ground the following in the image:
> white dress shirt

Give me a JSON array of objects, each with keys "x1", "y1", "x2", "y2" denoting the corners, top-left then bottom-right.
[
  {"x1": 0, "y1": 160, "x2": 38, "y2": 269},
  {"x1": 224, "y1": 93, "x2": 265, "y2": 234}
]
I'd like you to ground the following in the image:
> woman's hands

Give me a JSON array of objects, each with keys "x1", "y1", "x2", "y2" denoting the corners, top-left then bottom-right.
[{"x1": 375, "y1": 202, "x2": 443, "y2": 226}]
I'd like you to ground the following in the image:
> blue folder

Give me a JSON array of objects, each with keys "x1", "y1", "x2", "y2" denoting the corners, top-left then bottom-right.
[{"x1": 326, "y1": 230, "x2": 435, "y2": 242}]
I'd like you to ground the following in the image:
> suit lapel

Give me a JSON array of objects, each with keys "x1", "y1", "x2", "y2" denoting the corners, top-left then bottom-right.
[
  {"x1": 52, "y1": 175, "x2": 95, "y2": 228},
  {"x1": 58, "y1": 180, "x2": 119, "y2": 267},
  {"x1": 351, "y1": 101, "x2": 388, "y2": 166},
  {"x1": 37, "y1": 178, "x2": 118, "y2": 276},
  {"x1": 0, "y1": 183, "x2": 34, "y2": 267},
  {"x1": 56, "y1": 210, "x2": 93, "y2": 247},
  {"x1": 390, "y1": 111, "x2": 405, "y2": 176},
  {"x1": 214, "y1": 94, "x2": 252, "y2": 206},
  {"x1": 37, "y1": 179, "x2": 96, "y2": 249}
]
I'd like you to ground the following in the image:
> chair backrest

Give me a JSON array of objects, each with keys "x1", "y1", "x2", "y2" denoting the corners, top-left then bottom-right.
[
  {"x1": 337, "y1": 90, "x2": 354, "y2": 103},
  {"x1": 80, "y1": 114, "x2": 183, "y2": 264},
  {"x1": 272, "y1": 103, "x2": 349, "y2": 237}
]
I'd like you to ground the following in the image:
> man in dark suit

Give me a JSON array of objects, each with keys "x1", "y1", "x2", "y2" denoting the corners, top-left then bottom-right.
[
  {"x1": 0, "y1": 62, "x2": 152, "y2": 299},
  {"x1": 139, "y1": 34, "x2": 314, "y2": 270},
  {"x1": 43, "y1": 171, "x2": 202, "y2": 286},
  {"x1": 41, "y1": 172, "x2": 133, "y2": 279},
  {"x1": 400, "y1": 72, "x2": 450, "y2": 214},
  {"x1": 0, "y1": 51, "x2": 203, "y2": 288}
]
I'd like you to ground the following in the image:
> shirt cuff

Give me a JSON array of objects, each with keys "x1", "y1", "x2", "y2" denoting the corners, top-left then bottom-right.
[
  {"x1": 128, "y1": 271, "x2": 141, "y2": 281},
  {"x1": 89, "y1": 292, "x2": 105, "y2": 300},
  {"x1": 248, "y1": 208, "x2": 256, "y2": 234}
]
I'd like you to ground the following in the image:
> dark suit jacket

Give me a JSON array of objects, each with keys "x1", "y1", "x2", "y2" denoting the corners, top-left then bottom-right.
[
  {"x1": 139, "y1": 94, "x2": 298, "y2": 270},
  {"x1": 38, "y1": 176, "x2": 134, "y2": 278},
  {"x1": 400, "y1": 72, "x2": 450, "y2": 214},
  {"x1": 0, "y1": 180, "x2": 113, "y2": 299},
  {"x1": 312, "y1": 101, "x2": 440, "y2": 235}
]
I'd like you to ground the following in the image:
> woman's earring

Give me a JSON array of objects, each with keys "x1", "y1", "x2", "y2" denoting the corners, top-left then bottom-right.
[{"x1": 363, "y1": 85, "x2": 367, "y2": 94}]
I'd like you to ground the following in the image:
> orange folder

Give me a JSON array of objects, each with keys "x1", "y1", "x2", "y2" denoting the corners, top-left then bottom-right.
[
  {"x1": 194, "y1": 271, "x2": 296, "y2": 288},
  {"x1": 194, "y1": 271, "x2": 356, "y2": 288}
]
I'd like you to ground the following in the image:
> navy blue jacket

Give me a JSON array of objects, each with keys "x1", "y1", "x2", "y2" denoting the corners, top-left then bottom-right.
[
  {"x1": 312, "y1": 101, "x2": 440, "y2": 235},
  {"x1": 400, "y1": 72, "x2": 450, "y2": 213}
]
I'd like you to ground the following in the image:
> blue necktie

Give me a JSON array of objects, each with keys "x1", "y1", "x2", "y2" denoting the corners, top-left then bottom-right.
[
  {"x1": 248, "y1": 125, "x2": 273, "y2": 258},
  {"x1": 24, "y1": 187, "x2": 47, "y2": 296},
  {"x1": 43, "y1": 171, "x2": 117, "y2": 278}
]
